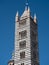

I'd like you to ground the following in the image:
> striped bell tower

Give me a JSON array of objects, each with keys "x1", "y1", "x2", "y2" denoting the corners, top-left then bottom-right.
[{"x1": 8, "y1": 1, "x2": 40, "y2": 65}]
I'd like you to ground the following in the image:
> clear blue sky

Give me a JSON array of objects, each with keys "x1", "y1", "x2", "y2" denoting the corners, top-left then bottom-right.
[{"x1": 0, "y1": 0, "x2": 49, "y2": 65}]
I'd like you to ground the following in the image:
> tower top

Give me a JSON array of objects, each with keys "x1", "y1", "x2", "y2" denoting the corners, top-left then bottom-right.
[
  {"x1": 20, "y1": 0, "x2": 30, "y2": 19},
  {"x1": 25, "y1": 0, "x2": 29, "y2": 10}
]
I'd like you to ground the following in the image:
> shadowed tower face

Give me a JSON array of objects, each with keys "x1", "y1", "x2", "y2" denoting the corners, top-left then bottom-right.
[{"x1": 8, "y1": 1, "x2": 40, "y2": 65}]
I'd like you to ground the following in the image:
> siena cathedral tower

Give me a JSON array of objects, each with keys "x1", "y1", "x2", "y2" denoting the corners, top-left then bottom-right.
[{"x1": 8, "y1": 1, "x2": 40, "y2": 65}]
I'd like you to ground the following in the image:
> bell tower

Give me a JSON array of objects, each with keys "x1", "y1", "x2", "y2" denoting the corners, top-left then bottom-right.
[
  {"x1": 14, "y1": 1, "x2": 39, "y2": 65},
  {"x1": 8, "y1": 1, "x2": 40, "y2": 65}
]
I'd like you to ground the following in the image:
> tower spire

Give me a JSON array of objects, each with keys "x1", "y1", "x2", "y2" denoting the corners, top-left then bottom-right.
[
  {"x1": 34, "y1": 13, "x2": 37, "y2": 23},
  {"x1": 25, "y1": 0, "x2": 28, "y2": 10},
  {"x1": 15, "y1": 11, "x2": 19, "y2": 22}
]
